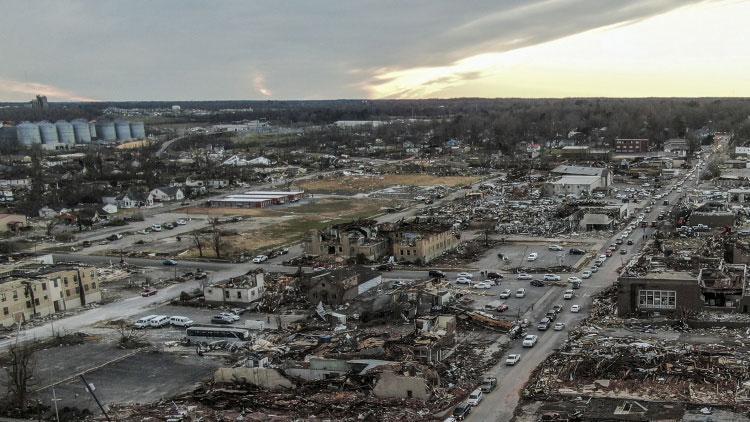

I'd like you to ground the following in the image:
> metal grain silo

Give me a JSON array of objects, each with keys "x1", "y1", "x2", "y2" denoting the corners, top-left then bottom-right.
[
  {"x1": 71, "y1": 119, "x2": 91, "y2": 144},
  {"x1": 38, "y1": 121, "x2": 59, "y2": 144},
  {"x1": 95, "y1": 120, "x2": 116, "y2": 141},
  {"x1": 89, "y1": 121, "x2": 97, "y2": 138},
  {"x1": 129, "y1": 121, "x2": 145, "y2": 139},
  {"x1": 55, "y1": 120, "x2": 75, "y2": 145},
  {"x1": 114, "y1": 119, "x2": 132, "y2": 141},
  {"x1": 16, "y1": 122, "x2": 41, "y2": 146}
]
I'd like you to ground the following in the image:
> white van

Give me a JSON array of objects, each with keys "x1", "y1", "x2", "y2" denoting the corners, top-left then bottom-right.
[
  {"x1": 151, "y1": 224, "x2": 162, "y2": 232},
  {"x1": 467, "y1": 388, "x2": 483, "y2": 405},
  {"x1": 169, "y1": 316, "x2": 194, "y2": 327},
  {"x1": 149, "y1": 315, "x2": 170, "y2": 328},
  {"x1": 134, "y1": 315, "x2": 157, "y2": 329}
]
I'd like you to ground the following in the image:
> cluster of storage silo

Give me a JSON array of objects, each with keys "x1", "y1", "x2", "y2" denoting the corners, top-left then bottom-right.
[{"x1": 14, "y1": 119, "x2": 146, "y2": 146}]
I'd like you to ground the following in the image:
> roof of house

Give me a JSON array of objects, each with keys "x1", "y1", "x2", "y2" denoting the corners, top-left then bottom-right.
[
  {"x1": 153, "y1": 186, "x2": 182, "y2": 196},
  {"x1": 551, "y1": 165, "x2": 608, "y2": 177}
]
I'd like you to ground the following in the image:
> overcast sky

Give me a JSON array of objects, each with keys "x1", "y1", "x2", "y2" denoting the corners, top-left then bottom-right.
[{"x1": 0, "y1": 0, "x2": 747, "y2": 101}]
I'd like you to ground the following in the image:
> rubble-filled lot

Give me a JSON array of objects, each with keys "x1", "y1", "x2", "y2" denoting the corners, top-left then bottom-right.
[
  {"x1": 297, "y1": 173, "x2": 481, "y2": 194},
  {"x1": 521, "y1": 287, "x2": 750, "y2": 413}
]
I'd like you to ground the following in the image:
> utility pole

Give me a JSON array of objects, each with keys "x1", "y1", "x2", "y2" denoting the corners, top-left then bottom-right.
[
  {"x1": 51, "y1": 387, "x2": 60, "y2": 422},
  {"x1": 79, "y1": 374, "x2": 111, "y2": 422}
]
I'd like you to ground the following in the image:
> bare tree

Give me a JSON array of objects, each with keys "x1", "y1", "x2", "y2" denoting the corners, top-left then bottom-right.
[
  {"x1": 4, "y1": 343, "x2": 35, "y2": 409},
  {"x1": 115, "y1": 320, "x2": 147, "y2": 349},
  {"x1": 209, "y1": 218, "x2": 223, "y2": 258},
  {"x1": 192, "y1": 232, "x2": 204, "y2": 258},
  {"x1": 45, "y1": 218, "x2": 60, "y2": 237}
]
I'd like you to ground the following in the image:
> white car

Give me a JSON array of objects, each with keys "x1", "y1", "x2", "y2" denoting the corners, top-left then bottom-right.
[
  {"x1": 457, "y1": 272, "x2": 473, "y2": 279},
  {"x1": 517, "y1": 273, "x2": 532, "y2": 280},
  {"x1": 499, "y1": 289, "x2": 512, "y2": 298},
  {"x1": 505, "y1": 354, "x2": 521, "y2": 365},
  {"x1": 456, "y1": 277, "x2": 473, "y2": 285},
  {"x1": 473, "y1": 282, "x2": 492, "y2": 289},
  {"x1": 563, "y1": 290, "x2": 574, "y2": 300},
  {"x1": 543, "y1": 274, "x2": 561, "y2": 281},
  {"x1": 570, "y1": 305, "x2": 581, "y2": 313},
  {"x1": 175, "y1": 219, "x2": 188, "y2": 225},
  {"x1": 553, "y1": 322, "x2": 566, "y2": 331},
  {"x1": 522, "y1": 334, "x2": 538, "y2": 347},
  {"x1": 218, "y1": 312, "x2": 240, "y2": 321},
  {"x1": 548, "y1": 245, "x2": 563, "y2": 251},
  {"x1": 151, "y1": 224, "x2": 162, "y2": 232},
  {"x1": 598, "y1": 254, "x2": 607, "y2": 261},
  {"x1": 527, "y1": 252, "x2": 538, "y2": 261},
  {"x1": 252, "y1": 255, "x2": 268, "y2": 263},
  {"x1": 568, "y1": 276, "x2": 582, "y2": 283},
  {"x1": 581, "y1": 271, "x2": 592, "y2": 279},
  {"x1": 515, "y1": 288, "x2": 526, "y2": 298}
]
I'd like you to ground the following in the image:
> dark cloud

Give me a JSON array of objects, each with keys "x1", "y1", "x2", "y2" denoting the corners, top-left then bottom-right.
[{"x1": 0, "y1": 0, "x2": 711, "y2": 100}]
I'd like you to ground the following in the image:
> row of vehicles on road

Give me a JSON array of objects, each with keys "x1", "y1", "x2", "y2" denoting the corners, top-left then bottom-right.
[{"x1": 450, "y1": 377, "x2": 497, "y2": 420}]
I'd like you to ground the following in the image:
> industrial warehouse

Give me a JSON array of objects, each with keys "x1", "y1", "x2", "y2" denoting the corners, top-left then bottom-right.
[
  {"x1": 207, "y1": 190, "x2": 305, "y2": 208},
  {"x1": 3, "y1": 119, "x2": 146, "y2": 149}
]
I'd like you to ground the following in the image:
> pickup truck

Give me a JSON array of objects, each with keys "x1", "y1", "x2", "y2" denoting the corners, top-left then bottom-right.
[{"x1": 480, "y1": 376, "x2": 497, "y2": 393}]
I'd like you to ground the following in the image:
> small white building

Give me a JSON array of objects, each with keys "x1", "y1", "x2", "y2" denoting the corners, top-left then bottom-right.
[
  {"x1": 204, "y1": 272, "x2": 265, "y2": 306},
  {"x1": 543, "y1": 175, "x2": 602, "y2": 197},
  {"x1": 149, "y1": 186, "x2": 184, "y2": 202}
]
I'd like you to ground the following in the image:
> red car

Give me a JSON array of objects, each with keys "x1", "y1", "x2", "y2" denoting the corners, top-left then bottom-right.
[
  {"x1": 141, "y1": 288, "x2": 158, "y2": 297},
  {"x1": 497, "y1": 304, "x2": 509, "y2": 312},
  {"x1": 605, "y1": 250, "x2": 613, "y2": 257}
]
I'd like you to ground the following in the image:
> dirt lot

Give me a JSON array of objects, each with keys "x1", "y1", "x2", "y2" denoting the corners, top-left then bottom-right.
[
  {"x1": 297, "y1": 174, "x2": 480, "y2": 194},
  {"x1": 182, "y1": 197, "x2": 397, "y2": 257}
]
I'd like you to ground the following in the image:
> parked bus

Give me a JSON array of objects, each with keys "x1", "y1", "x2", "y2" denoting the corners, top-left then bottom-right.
[{"x1": 185, "y1": 325, "x2": 251, "y2": 345}]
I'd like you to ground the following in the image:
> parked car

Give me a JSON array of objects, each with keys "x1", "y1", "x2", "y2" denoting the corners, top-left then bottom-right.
[
  {"x1": 517, "y1": 273, "x2": 532, "y2": 280},
  {"x1": 522, "y1": 334, "x2": 539, "y2": 347},
  {"x1": 605, "y1": 250, "x2": 613, "y2": 257},
  {"x1": 496, "y1": 303, "x2": 509, "y2": 312},
  {"x1": 452, "y1": 402, "x2": 472, "y2": 420},
  {"x1": 134, "y1": 315, "x2": 157, "y2": 329},
  {"x1": 169, "y1": 316, "x2": 194, "y2": 327},
  {"x1": 627, "y1": 239, "x2": 634, "y2": 245},
  {"x1": 473, "y1": 282, "x2": 492, "y2": 289},
  {"x1": 552, "y1": 304, "x2": 563, "y2": 313},
  {"x1": 567, "y1": 276, "x2": 581, "y2": 283},
  {"x1": 252, "y1": 255, "x2": 268, "y2": 263},
  {"x1": 530, "y1": 279, "x2": 545, "y2": 287},
  {"x1": 480, "y1": 376, "x2": 497, "y2": 392},
  {"x1": 563, "y1": 290, "x2": 574, "y2": 300},
  {"x1": 175, "y1": 219, "x2": 188, "y2": 225},
  {"x1": 499, "y1": 289, "x2": 511, "y2": 298},
  {"x1": 581, "y1": 271, "x2": 592, "y2": 279},
  {"x1": 553, "y1": 322, "x2": 566, "y2": 331},
  {"x1": 211, "y1": 315, "x2": 233, "y2": 324},
  {"x1": 570, "y1": 305, "x2": 581, "y2": 313},
  {"x1": 527, "y1": 252, "x2": 538, "y2": 261},
  {"x1": 149, "y1": 315, "x2": 170, "y2": 328},
  {"x1": 428, "y1": 270, "x2": 446, "y2": 278},
  {"x1": 515, "y1": 288, "x2": 526, "y2": 298},
  {"x1": 486, "y1": 271, "x2": 503, "y2": 279},
  {"x1": 162, "y1": 259, "x2": 178, "y2": 266},
  {"x1": 543, "y1": 274, "x2": 561, "y2": 281},
  {"x1": 106, "y1": 233, "x2": 123, "y2": 241},
  {"x1": 141, "y1": 288, "x2": 158, "y2": 297},
  {"x1": 505, "y1": 354, "x2": 521, "y2": 366},
  {"x1": 569, "y1": 248, "x2": 586, "y2": 255},
  {"x1": 620, "y1": 248, "x2": 627, "y2": 255},
  {"x1": 457, "y1": 272, "x2": 473, "y2": 279},
  {"x1": 537, "y1": 318, "x2": 551, "y2": 331},
  {"x1": 456, "y1": 277, "x2": 473, "y2": 285},
  {"x1": 548, "y1": 244, "x2": 563, "y2": 251},
  {"x1": 467, "y1": 389, "x2": 483, "y2": 406},
  {"x1": 151, "y1": 224, "x2": 162, "y2": 232},
  {"x1": 545, "y1": 311, "x2": 557, "y2": 322},
  {"x1": 218, "y1": 312, "x2": 240, "y2": 321}
]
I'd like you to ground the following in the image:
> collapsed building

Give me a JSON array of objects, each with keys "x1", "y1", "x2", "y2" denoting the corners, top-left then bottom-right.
[
  {"x1": 203, "y1": 270, "x2": 265, "y2": 306},
  {"x1": 378, "y1": 217, "x2": 459, "y2": 264},
  {"x1": 303, "y1": 219, "x2": 387, "y2": 261},
  {"x1": 617, "y1": 238, "x2": 750, "y2": 316},
  {"x1": 300, "y1": 266, "x2": 383, "y2": 306}
]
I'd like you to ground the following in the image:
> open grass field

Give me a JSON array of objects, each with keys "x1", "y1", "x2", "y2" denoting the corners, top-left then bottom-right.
[
  {"x1": 297, "y1": 174, "x2": 481, "y2": 194},
  {"x1": 182, "y1": 197, "x2": 396, "y2": 257}
]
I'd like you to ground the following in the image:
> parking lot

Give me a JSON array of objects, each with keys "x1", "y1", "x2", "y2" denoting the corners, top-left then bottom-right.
[{"x1": 472, "y1": 242, "x2": 587, "y2": 271}]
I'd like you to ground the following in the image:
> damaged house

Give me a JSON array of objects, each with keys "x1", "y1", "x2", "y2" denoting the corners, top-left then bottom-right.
[
  {"x1": 304, "y1": 219, "x2": 388, "y2": 262},
  {"x1": 300, "y1": 266, "x2": 382, "y2": 306},
  {"x1": 414, "y1": 315, "x2": 457, "y2": 364},
  {"x1": 203, "y1": 271, "x2": 265, "y2": 306},
  {"x1": 378, "y1": 217, "x2": 459, "y2": 264}
]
